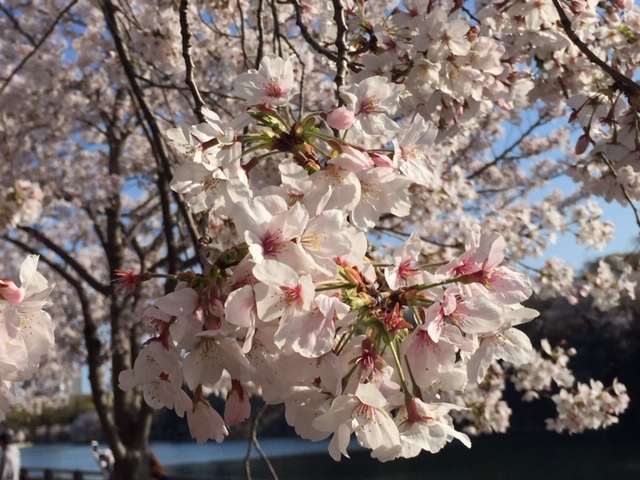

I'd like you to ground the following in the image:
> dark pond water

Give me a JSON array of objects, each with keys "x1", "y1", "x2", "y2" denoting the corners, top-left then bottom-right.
[{"x1": 20, "y1": 430, "x2": 640, "y2": 480}]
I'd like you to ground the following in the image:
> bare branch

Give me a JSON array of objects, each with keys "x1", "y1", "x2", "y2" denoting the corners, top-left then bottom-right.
[
  {"x1": 600, "y1": 154, "x2": 640, "y2": 231},
  {"x1": 236, "y1": 0, "x2": 250, "y2": 70},
  {"x1": 179, "y1": 0, "x2": 206, "y2": 123},
  {"x1": 292, "y1": 0, "x2": 338, "y2": 63},
  {"x1": 269, "y1": 0, "x2": 283, "y2": 57},
  {"x1": 251, "y1": 403, "x2": 279, "y2": 480},
  {"x1": 100, "y1": 0, "x2": 200, "y2": 275},
  {"x1": 467, "y1": 113, "x2": 550, "y2": 180},
  {"x1": 0, "y1": 3, "x2": 37, "y2": 45},
  {"x1": 255, "y1": 0, "x2": 265, "y2": 68},
  {"x1": 0, "y1": 0, "x2": 78, "y2": 96},
  {"x1": 550, "y1": 0, "x2": 640, "y2": 97},
  {"x1": 332, "y1": 0, "x2": 348, "y2": 105},
  {"x1": 18, "y1": 226, "x2": 111, "y2": 295}
]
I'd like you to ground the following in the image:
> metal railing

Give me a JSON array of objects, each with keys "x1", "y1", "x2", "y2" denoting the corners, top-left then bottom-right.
[
  {"x1": 19, "y1": 469, "x2": 103, "y2": 480},
  {"x1": 19, "y1": 468, "x2": 247, "y2": 480}
]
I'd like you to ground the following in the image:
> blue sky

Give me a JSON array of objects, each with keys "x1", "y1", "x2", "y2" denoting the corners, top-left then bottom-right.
[{"x1": 524, "y1": 195, "x2": 639, "y2": 272}]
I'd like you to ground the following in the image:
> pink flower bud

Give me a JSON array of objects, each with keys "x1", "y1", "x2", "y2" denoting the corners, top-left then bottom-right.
[
  {"x1": 326, "y1": 106, "x2": 355, "y2": 130},
  {"x1": 225, "y1": 379, "x2": 251, "y2": 427},
  {"x1": 467, "y1": 25, "x2": 480, "y2": 41},
  {"x1": 497, "y1": 99, "x2": 511, "y2": 111},
  {"x1": 0, "y1": 278, "x2": 25, "y2": 305},
  {"x1": 575, "y1": 133, "x2": 590, "y2": 155},
  {"x1": 370, "y1": 152, "x2": 395, "y2": 168}
]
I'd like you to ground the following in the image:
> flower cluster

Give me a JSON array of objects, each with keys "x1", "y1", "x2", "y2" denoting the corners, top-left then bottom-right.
[
  {"x1": 443, "y1": 362, "x2": 512, "y2": 435},
  {"x1": 512, "y1": 340, "x2": 629, "y2": 433},
  {"x1": 511, "y1": 339, "x2": 576, "y2": 402},
  {"x1": 0, "y1": 256, "x2": 55, "y2": 421},
  {"x1": 118, "y1": 55, "x2": 543, "y2": 459},
  {"x1": 547, "y1": 379, "x2": 630, "y2": 434},
  {"x1": 0, "y1": 181, "x2": 43, "y2": 234}
]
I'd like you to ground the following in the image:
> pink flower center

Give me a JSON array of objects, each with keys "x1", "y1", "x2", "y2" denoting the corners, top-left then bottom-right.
[
  {"x1": 281, "y1": 284, "x2": 302, "y2": 305},
  {"x1": 397, "y1": 259, "x2": 418, "y2": 280},
  {"x1": 418, "y1": 328, "x2": 435, "y2": 346},
  {"x1": 261, "y1": 230, "x2": 284, "y2": 257},
  {"x1": 265, "y1": 81, "x2": 286, "y2": 99},
  {"x1": 358, "y1": 97, "x2": 381, "y2": 115},
  {"x1": 355, "y1": 402, "x2": 377, "y2": 421}
]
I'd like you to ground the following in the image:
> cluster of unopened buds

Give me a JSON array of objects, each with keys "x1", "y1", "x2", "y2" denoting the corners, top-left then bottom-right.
[
  {"x1": 0, "y1": 256, "x2": 55, "y2": 421},
  {"x1": 117, "y1": 55, "x2": 544, "y2": 460}
]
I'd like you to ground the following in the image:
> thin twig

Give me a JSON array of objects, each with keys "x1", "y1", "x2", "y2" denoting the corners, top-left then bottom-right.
[
  {"x1": 278, "y1": 34, "x2": 305, "y2": 119},
  {"x1": 251, "y1": 403, "x2": 279, "y2": 480},
  {"x1": 0, "y1": 0, "x2": 78, "y2": 96},
  {"x1": 269, "y1": 0, "x2": 283, "y2": 57},
  {"x1": 179, "y1": 0, "x2": 206, "y2": 123},
  {"x1": 600, "y1": 154, "x2": 640, "y2": 230},
  {"x1": 374, "y1": 225, "x2": 462, "y2": 248},
  {"x1": 550, "y1": 0, "x2": 640, "y2": 97},
  {"x1": 236, "y1": 0, "x2": 250, "y2": 70},
  {"x1": 461, "y1": 5, "x2": 480, "y2": 24},
  {"x1": 18, "y1": 226, "x2": 110, "y2": 295},
  {"x1": 255, "y1": 0, "x2": 265, "y2": 68},
  {"x1": 0, "y1": 4, "x2": 37, "y2": 45},
  {"x1": 243, "y1": 425, "x2": 253, "y2": 480},
  {"x1": 467, "y1": 114, "x2": 550, "y2": 179},
  {"x1": 292, "y1": 0, "x2": 338, "y2": 63},
  {"x1": 332, "y1": 0, "x2": 348, "y2": 105}
]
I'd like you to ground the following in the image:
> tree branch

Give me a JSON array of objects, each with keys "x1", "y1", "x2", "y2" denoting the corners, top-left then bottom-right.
[
  {"x1": 467, "y1": 114, "x2": 550, "y2": 180},
  {"x1": 0, "y1": 4, "x2": 37, "y2": 46},
  {"x1": 235, "y1": 0, "x2": 250, "y2": 70},
  {"x1": 292, "y1": 0, "x2": 338, "y2": 63},
  {"x1": 179, "y1": 0, "x2": 206, "y2": 123},
  {"x1": 255, "y1": 0, "x2": 265, "y2": 68},
  {"x1": 332, "y1": 0, "x2": 348, "y2": 105},
  {"x1": 550, "y1": 0, "x2": 640, "y2": 97},
  {"x1": 600, "y1": 153, "x2": 640, "y2": 231},
  {"x1": 17, "y1": 226, "x2": 110, "y2": 295},
  {"x1": 101, "y1": 0, "x2": 200, "y2": 277},
  {"x1": 0, "y1": 0, "x2": 78, "y2": 96}
]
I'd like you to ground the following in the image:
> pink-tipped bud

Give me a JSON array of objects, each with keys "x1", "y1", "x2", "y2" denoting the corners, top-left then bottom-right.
[
  {"x1": 225, "y1": 379, "x2": 251, "y2": 427},
  {"x1": 113, "y1": 269, "x2": 152, "y2": 295},
  {"x1": 467, "y1": 25, "x2": 480, "y2": 41},
  {"x1": 575, "y1": 133, "x2": 590, "y2": 155},
  {"x1": 370, "y1": 151, "x2": 395, "y2": 168},
  {"x1": 0, "y1": 279, "x2": 25, "y2": 305},
  {"x1": 326, "y1": 106, "x2": 355, "y2": 130},
  {"x1": 497, "y1": 99, "x2": 511, "y2": 111},
  {"x1": 343, "y1": 266, "x2": 363, "y2": 286}
]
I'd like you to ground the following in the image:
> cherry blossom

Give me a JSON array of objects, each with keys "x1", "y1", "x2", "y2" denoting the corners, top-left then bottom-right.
[
  {"x1": 3, "y1": 0, "x2": 640, "y2": 474},
  {"x1": 234, "y1": 55, "x2": 297, "y2": 107},
  {"x1": 0, "y1": 256, "x2": 54, "y2": 419},
  {"x1": 339, "y1": 76, "x2": 404, "y2": 137}
]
